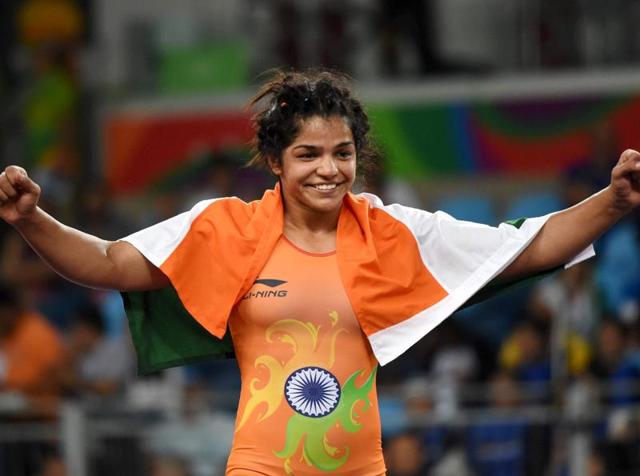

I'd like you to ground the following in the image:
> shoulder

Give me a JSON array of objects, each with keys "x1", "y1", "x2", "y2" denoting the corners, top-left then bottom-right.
[
  {"x1": 352, "y1": 191, "x2": 440, "y2": 229},
  {"x1": 190, "y1": 196, "x2": 263, "y2": 228},
  {"x1": 195, "y1": 196, "x2": 254, "y2": 215}
]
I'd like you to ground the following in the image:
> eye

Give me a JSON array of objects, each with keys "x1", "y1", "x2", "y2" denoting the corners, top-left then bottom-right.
[
  {"x1": 298, "y1": 152, "x2": 316, "y2": 160},
  {"x1": 336, "y1": 150, "x2": 354, "y2": 160}
]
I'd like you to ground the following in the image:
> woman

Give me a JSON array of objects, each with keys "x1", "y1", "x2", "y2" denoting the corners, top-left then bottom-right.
[{"x1": 1, "y1": 70, "x2": 639, "y2": 475}]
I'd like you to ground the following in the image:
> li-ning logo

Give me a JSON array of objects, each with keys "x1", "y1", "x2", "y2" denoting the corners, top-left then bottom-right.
[{"x1": 242, "y1": 279, "x2": 288, "y2": 300}]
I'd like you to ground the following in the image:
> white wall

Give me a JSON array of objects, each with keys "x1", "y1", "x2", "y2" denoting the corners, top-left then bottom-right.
[
  {"x1": 435, "y1": 0, "x2": 524, "y2": 69},
  {"x1": 93, "y1": 0, "x2": 246, "y2": 86}
]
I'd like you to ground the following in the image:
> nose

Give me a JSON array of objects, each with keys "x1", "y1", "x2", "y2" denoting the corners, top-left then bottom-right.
[{"x1": 316, "y1": 154, "x2": 338, "y2": 177}]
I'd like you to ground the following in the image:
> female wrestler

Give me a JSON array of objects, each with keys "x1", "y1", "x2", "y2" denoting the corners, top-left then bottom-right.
[{"x1": 1, "y1": 70, "x2": 639, "y2": 475}]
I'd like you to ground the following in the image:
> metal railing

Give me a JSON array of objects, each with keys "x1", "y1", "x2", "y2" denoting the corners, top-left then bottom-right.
[{"x1": 1, "y1": 379, "x2": 638, "y2": 476}]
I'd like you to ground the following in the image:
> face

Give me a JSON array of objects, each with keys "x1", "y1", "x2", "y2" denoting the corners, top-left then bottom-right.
[
  {"x1": 384, "y1": 434, "x2": 424, "y2": 473},
  {"x1": 270, "y1": 115, "x2": 356, "y2": 217},
  {"x1": 490, "y1": 373, "x2": 520, "y2": 408},
  {"x1": 599, "y1": 323, "x2": 623, "y2": 362}
]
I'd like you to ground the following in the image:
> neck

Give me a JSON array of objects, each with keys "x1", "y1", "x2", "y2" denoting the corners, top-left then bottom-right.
[
  {"x1": 284, "y1": 207, "x2": 340, "y2": 232},
  {"x1": 282, "y1": 202, "x2": 341, "y2": 253}
]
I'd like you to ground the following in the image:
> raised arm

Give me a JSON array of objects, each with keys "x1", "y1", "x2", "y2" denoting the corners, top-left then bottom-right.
[
  {"x1": 501, "y1": 149, "x2": 640, "y2": 280},
  {"x1": 0, "y1": 166, "x2": 169, "y2": 291}
]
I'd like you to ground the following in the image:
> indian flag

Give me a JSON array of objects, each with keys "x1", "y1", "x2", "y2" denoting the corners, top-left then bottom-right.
[{"x1": 120, "y1": 185, "x2": 594, "y2": 373}]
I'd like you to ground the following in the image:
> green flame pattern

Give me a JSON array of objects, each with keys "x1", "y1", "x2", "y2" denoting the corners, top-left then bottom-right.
[{"x1": 275, "y1": 366, "x2": 377, "y2": 474}]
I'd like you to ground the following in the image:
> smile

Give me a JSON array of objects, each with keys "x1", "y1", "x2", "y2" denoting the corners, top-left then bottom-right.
[{"x1": 311, "y1": 183, "x2": 338, "y2": 191}]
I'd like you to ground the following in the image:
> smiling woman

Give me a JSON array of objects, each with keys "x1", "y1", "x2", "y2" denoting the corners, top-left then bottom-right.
[
  {"x1": 1, "y1": 69, "x2": 638, "y2": 475},
  {"x1": 248, "y1": 70, "x2": 378, "y2": 173},
  {"x1": 272, "y1": 116, "x2": 357, "y2": 252},
  {"x1": 248, "y1": 70, "x2": 378, "y2": 253}
]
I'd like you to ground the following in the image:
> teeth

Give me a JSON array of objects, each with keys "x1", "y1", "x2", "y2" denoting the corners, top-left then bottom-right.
[{"x1": 314, "y1": 184, "x2": 336, "y2": 190}]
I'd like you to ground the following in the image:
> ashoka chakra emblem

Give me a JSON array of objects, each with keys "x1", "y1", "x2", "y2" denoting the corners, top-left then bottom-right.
[{"x1": 285, "y1": 367, "x2": 341, "y2": 417}]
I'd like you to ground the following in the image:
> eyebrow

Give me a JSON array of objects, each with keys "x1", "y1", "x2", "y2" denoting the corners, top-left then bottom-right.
[
  {"x1": 335, "y1": 141, "x2": 355, "y2": 148},
  {"x1": 292, "y1": 141, "x2": 355, "y2": 150}
]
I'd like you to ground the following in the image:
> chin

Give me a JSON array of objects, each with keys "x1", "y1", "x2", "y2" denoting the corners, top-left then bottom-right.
[
  {"x1": 308, "y1": 201, "x2": 343, "y2": 215},
  {"x1": 304, "y1": 194, "x2": 346, "y2": 214}
]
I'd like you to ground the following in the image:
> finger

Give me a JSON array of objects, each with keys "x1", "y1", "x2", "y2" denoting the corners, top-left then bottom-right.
[
  {"x1": 0, "y1": 189, "x2": 8, "y2": 202},
  {"x1": 5, "y1": 166, "x2": 39, "y2": 195},
  {"x1": 618, "y1": 149, "x2": 640, "y2": 165},
  {"x1": 0, "y1": 172, "x2": 18, "y2": 198},
  {"x1": 613, "y1": 154, "x2": 640, "y2": 179},
  {"x1": 3, "y1": 166, "x2": 25, "y2": 185}
]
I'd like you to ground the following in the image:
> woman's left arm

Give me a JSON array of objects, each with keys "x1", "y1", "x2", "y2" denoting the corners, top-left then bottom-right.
[{"x1": 500, "y1": 149, "x2": 640, "y2": 280}]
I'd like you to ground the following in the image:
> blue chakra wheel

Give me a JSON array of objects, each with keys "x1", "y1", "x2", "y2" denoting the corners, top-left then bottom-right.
[{"x1": 284, "y1": 366, "x2": 341, "y2": 417}]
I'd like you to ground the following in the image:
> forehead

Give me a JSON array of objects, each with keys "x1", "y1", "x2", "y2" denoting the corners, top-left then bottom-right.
[{"x1": 291, "y1": 115, "x2": 353, "y2": 145}]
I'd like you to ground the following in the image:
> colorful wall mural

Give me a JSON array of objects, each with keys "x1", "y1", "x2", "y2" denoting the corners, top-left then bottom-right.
[
  {"x1": 369, "y1": 94, "x2": 640, "y2": 177},
  {"x1": 104, "y1": 93, "x2": 640, "y2": 195}
]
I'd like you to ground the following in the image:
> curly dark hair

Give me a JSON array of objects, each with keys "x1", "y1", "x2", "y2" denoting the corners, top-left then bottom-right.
[{"x1": 248, "y1": 69, "x2": 379, "y2": 178}]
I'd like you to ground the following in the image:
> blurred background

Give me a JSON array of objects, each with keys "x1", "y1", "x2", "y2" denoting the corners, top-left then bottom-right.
[{"x1": 1, "y1": 0, "x2": 640, "y2": 475}]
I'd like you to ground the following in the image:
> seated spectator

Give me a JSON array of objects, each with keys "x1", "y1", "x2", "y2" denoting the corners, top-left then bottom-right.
[
  {"x1": 466, "y1": 371, "x2": 530, "y2": 476},
  {"x1": 590, "y1": 320, "x2": 640, "y2": 406},
  {"x1": 429, "y1": 322, "x2": 479, "y2": 385},
  {"x1": 0, "y1": 283, "x2": 64, "y2": 412},
  {"x1": 59, "y1": 304, "x2": 135, "y2": 398},
  {"x1": 588, "y1": 320, "x2": 640, "y2": 474},
  {"x1": 403, "y1": 375, "x2": 434, "y2": 420},
  {"x1": 528, "y1": 264, "x2": 598, "y2": 380},
  {"x1": 428, "y1": 321, "x2": 479, "y2": 418},
  {"x1": 531, "y1": 263, "x2": 600, "y2": 343},
  {"x1": 499, "y1": 319, "x2": 552, "y2": 403},
  {"x1": 384, "y1": 430, "x2": 428, "y2": 476},
  {"x1": 145, "y1": 385, "x2": 235, "y2": 476}
]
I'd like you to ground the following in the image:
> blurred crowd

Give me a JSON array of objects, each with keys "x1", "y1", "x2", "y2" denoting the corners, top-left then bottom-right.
[
  {"x1": 377, "y1": 123, "x2": 640, "y2": 476},
  {"x1": 1, "y1": 123, "x2": 640, "y2": 476}
]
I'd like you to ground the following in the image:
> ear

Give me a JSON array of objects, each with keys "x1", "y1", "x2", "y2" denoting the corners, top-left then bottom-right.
[{"x1": 268, "y1": 156, "x2": 282, "y2": 176}]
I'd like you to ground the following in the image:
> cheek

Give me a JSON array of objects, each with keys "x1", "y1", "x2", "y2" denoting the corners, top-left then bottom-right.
[{"x1": 343, "y1": 160, "x2": 357, "y2": 180}]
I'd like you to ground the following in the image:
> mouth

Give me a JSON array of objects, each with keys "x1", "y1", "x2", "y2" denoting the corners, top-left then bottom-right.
[{"x1": 309, "y1": 183, "x2": 340, "y2": 192}]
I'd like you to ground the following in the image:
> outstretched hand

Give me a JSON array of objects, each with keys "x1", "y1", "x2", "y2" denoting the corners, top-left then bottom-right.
[
  {"x1": 609, "y1": 149, "x2": 640, "y2": 215},
  {"x1": 0, "y1": 166, "x2": 41, "y2": 226}
]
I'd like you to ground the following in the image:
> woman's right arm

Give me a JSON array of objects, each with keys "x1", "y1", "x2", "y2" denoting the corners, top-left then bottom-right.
[{"x1": 0, "y1": 166, "x2": 169, "y2": 291}]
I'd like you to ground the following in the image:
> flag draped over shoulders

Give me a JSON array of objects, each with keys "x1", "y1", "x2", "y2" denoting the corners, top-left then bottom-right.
[{"x1": 121, "y1": 184, "x2": 594, "y2": 374}]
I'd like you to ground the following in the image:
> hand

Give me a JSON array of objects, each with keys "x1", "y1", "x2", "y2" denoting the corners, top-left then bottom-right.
[
  {"x1": 609, "y1": 149, "x2": 640, "y2": 215},
  {"x1": 0, "y1": 166, "x2": 41, "y2": 226}
]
